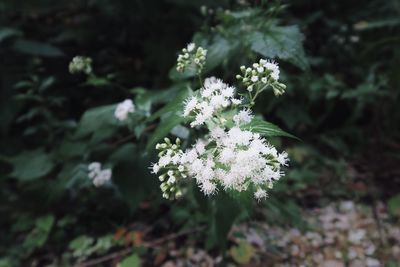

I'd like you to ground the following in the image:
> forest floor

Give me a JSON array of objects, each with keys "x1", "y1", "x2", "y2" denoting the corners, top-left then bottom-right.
[{"x1": 159, "y1": 200, "x2": 400, "y2": 267}]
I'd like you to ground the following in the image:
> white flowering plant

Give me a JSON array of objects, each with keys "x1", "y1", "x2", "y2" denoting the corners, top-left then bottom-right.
[{"x1": 151, "y1": 44, "x2": 296, "y2": 203}]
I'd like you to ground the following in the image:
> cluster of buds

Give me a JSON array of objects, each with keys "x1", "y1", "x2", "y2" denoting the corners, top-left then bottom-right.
[
  {"x1": 236, "y1": 59, "x2": 286, "y2": 97},
  {"x1": 176, "y1": 43, "x2": 207, "y2": 74},
  {"x1": 69, "y1": 56, "x2": 93, "y2": 75},
  {"x1": 152, "y1": 138, "x2": 186, "y2": 200}
]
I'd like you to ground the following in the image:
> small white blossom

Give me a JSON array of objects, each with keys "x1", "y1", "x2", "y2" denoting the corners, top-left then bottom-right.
[
  {"x1": 152, "y1": 163, "x2": 160, "y2": 174},
  {"x1": 254, "y1": 188, "x2": 267, "y2": 200},
  {"x1": 88, "y1": 162, "x2": 112, "y2": 187},
  {"x1": 187, "y1": 43, "x2": 195, "y2": 52},
  {"x1": 251, "y1": 76, "x2": 259, "y2": 82},
  {"x1": 233, "y1": 109, "x2": 253, "y2": 126},
  {"x1": 114, "y1": 99, "x2": 135, "y2": 121}
]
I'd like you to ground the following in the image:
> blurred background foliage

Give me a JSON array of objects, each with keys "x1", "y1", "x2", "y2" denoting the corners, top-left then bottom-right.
[{"x1": 0, "y1": 0, "x2": 399, "y2": 266}]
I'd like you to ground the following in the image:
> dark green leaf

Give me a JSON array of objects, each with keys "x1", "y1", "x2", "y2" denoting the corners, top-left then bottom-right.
[
  {"x1": 241, "y1": 117, "x2": 298, "y2": 139},
  {"x1": 74, "y1": 104, "x2": 118, "y2": 140},
  {"x1": 249, "y1": 26, "x2": 308, "y2": 70},
  {"x1": 13, "y1": 39, "x2": 64, "y2": 57},
  {"x1": 146, "y1": 114, "x2": 185, "y2": 151},
  {"x1": 0, "y1": 27, "x2": 22, "y2": 43},
  {"x1": 8, "y1": 150, "x2": 54, "y2": 181},
  {"x1": 145, "y1": 87, "x2": 191, "y2": 123}
]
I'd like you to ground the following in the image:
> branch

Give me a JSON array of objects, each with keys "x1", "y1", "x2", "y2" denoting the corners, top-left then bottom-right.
[{"x1": 74, "y1": 226, "x2": 205, "y2": 267}]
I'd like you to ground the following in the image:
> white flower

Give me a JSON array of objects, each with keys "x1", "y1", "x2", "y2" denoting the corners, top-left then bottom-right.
[
  {"x1": 187, "y1": 43, "x2": 195, "y2": 52},
  {"x1": 152, "y1": 163, "x2": 160, "y2": 174},
  {"x1": 264, "y1": 61, "x2": 280, "y2": 81},
  {"x1": 231, "y1": 98, "x2": 242, "y2": 105},
  {"x1": 251, "y1": 76, "x2": 259, "y2": 82},
  {"x1": 183, "y1": 97, "x2": 198, "y2": 116},
  {"x1": 88, "y1": 163, "x2": 112, "y2": 187},
  {"x1": 277, "y1": 151, "x2": 289, "y2": 166},
  {"x1": 233, "y1": 109, "x2": 253, "y2": 126},
  {"x1": 115, "y1": 99, "x2": 135, "y2": 121},
  {"x1": 152, "y1": 75, "x2": 289, "y2": 201},
  {"x1": 88, "y1": 162, "x2": 101, "y2": 173},
  {"x1": 254, "y1": 188, "x2": 267, "y2": 200},
  {"x1": 201, "y1": 180, "x2": 217, "y2": 195},
  {"x1": 222, "y1": 86, "x2": 235, "y2": 98}
]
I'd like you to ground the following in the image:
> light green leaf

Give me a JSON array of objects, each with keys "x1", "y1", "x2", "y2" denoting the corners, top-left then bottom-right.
[
  {"x1": 229, "y1": 240, "x2": 256, "y2": 265},
  {"x1": 241, "y1": 118, "x2": 298, "y2": 139},
  {"x1": 13, "y1": 39, "x2": 64, "y2": 57},
  {"x1": 120, "y1": 253, "x2": 140, "y2": 267},
  {"x1": 249, "y1": 26, "x2": 309, "y2": 70},
  {"x1": 8, "y1": 150, "x2": 54, "y2": 181}
]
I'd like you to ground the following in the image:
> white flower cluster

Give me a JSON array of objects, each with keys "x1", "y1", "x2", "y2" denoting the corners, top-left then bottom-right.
[
  {"x1": 183, "y1": 77, "x2": 242, "y2": 127},
  {"x1": 114, "y1": 99, "x2": 135, "y2": 121},
  {"x1": 180, "y1": 126, "x2": 288, "y2": 199},
  {"x1": 152, "y1": 76, "x2": 289, "y2": 201},
  {"x1": 176, "y1": 43, "x2": 207, "y2": 74},
  {"x1": 88, "y1": 162, "x2": 112, "y2": 187},
  {"x1": 236, "y1": 59, "x2": 286, "y2": 97},
  {"x1": 69, "y1": 56, "x2": 92, "y2": 75}
]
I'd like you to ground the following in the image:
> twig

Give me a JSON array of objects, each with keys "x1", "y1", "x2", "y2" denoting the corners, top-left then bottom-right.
[{"x1": 74, "y1": 226, "x2": 205, "y2": 267}]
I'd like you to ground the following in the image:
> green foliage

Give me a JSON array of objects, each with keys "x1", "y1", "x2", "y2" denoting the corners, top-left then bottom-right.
[
  {"x1": 242, "y1": 117, "x2": 298, "y2": 139},
  {"x1": 120, "y1": 253, "x2": 140, "y2": 267},
  {"x1": 249, "y1": 25, "x2": 309, "y2": 70},
  {"x1": 229, "y1": 240, "x2": 256, "y2": 265},
  {"x1": 388, "y1": 194, "x2": 400, "y2": 218},
  {"x1": 7, "y1": 150, "x2": 54, "y2": 181}
]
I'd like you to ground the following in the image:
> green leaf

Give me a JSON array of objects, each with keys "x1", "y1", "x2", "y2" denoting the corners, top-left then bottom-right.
[
  {"x1": 229, "y1": 240, "x2": 256, "y2": 265},
  {"x1": 74, "y1": 104, "x2": 118, "y2": 142},
  {"x1": 8, "y1": 150, "x2": 54, "y2": 181},
  {"x1": 203, "y1": 35, "x2": 234, "y2": 72},
  {"x1": 145, "y1": 87, "x2": 191, "y2": 123},
  {"x1": 146, "y1": 114, "x2": 185, "y2": 151},
  {"x1": 84, "y1": 75, "x2": 110, "y2": 87},
  {"x1": 132, "y1": 85, "x2": 183, "y2": 114},
  {"x1": 13, "y1": 39, "x2": 64, "y2": 57},
  {"x1": 241, "y1": 117, "x2": 298, "y2": 139},
  {"x1": 208, "y1": 192, "x2": 242, "y2": 250},
  {"x1": 120, "y1": 253, "x2": 140, "y2": 267},
  {"x1": 388, "y1": 194, "x2": 400, "y2": 217},
  {"x1": 0, "y1": 27, "x2": 22, "y2": 43},
  {"x1": 23, "y1": 215, "x2": 55, "y2": 255},
  {"x1": 109, "y1": 144, "x2": 156, "y2": 210},
  {"x1": 249, "y1": 25, "x2": 309, "y2": 70},
  {"x1": 35, "y1": 215, "x2": 55, "y2": 233}
]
